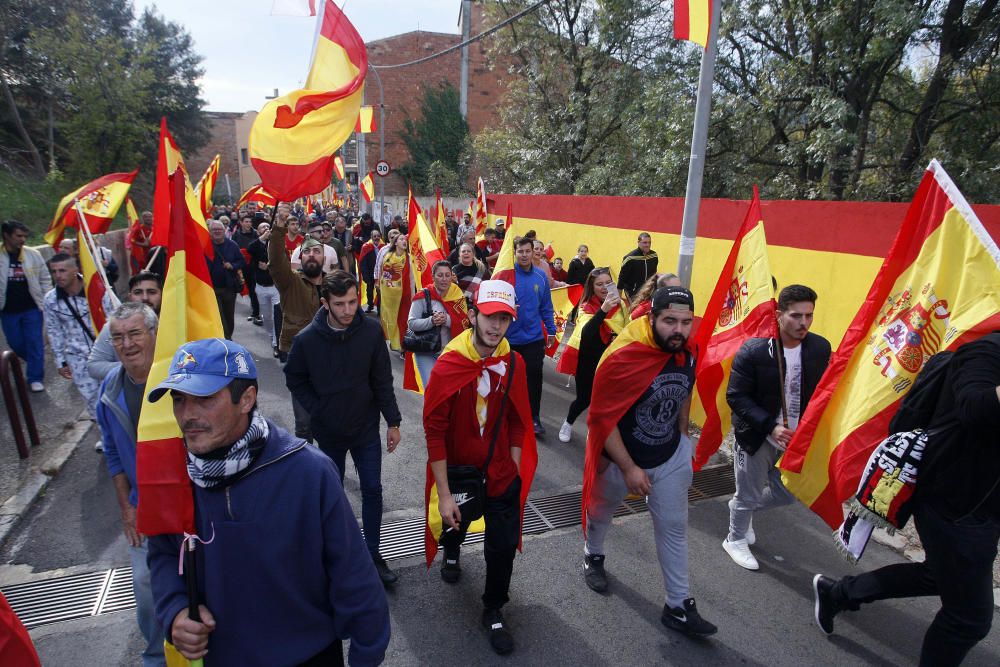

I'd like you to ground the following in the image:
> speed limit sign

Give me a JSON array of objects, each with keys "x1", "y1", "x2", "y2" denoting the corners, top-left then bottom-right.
[{"x1": 375, "y1": 160, "x2": 391, "y2": 177}]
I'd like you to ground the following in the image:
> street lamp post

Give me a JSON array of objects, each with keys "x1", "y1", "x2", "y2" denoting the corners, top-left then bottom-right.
[{"x1": 367, "y1": 64, "x2": 386, "y2": 234}]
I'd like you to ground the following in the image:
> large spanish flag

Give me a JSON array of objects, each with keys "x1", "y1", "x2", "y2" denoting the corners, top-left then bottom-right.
[
  {"x1": 407, "y1": 189, "x2": 447, "y2": 289},
  {"x1": 235, "y1": 184, "x2": 278, "y2": 210},
  {"x1": 333, "y1": 154, "x2": 346, "y2": 180},
  {"x1": 355, "y1": 105, "x2": 377, "y2": 133},
  {"x1": 692, "y1": 187, "x2": 778, "y2": 469},
  {"x1": 674, "y1": 0, "x2": 712, "y2": 48},
  {"x1": 582, "y1": 316, "x2": 686, "y2": 533},
  {"x1": 423, "y1": 331, "x2": 537, "y2": 566},
  {"x1": 779, "y1": 161, "x2": 1000, "y2": 528},
  {"x1": 249, "y1": 0, "x2": 367, "y2": 201},
  {"x1": 193, "y1": 154, "x2": 220, "y2": 217},
  {"x1": 360, "y1": 171, "x2": 375, "y2": 203},
  {"x1": 77, "y1": 228, "x2": 114, "y2": 336},
  {"x1": 45, "y1": 170, "x2": 137, "y2": 247},
  {"x1": 136, "y1": 120, "x2": 224, "y2": 537}
]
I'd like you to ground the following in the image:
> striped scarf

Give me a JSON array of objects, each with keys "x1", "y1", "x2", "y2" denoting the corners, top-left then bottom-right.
[{"x1": 186, "y1": 410, "x2": 269, "y2": 489}]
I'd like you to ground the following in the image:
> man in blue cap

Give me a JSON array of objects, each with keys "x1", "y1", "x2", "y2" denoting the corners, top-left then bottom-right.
[{"x1": 145, "y1": 338, "x2": 390, "y2": 665}]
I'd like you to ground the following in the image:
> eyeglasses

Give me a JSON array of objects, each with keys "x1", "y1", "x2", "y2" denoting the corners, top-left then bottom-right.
[{"x1": 110, "y1": 328, "x2": 152, "y2": 347}]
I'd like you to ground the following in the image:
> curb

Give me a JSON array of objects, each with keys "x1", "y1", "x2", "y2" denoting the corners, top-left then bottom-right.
[{"x1": 0, "y1": 415, "x2": 91, "y2": 549}]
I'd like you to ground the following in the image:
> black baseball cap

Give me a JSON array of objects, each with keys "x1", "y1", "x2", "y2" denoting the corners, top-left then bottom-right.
[{"x1": 652, "y1": 286, "x2": 695, "y2": 312}]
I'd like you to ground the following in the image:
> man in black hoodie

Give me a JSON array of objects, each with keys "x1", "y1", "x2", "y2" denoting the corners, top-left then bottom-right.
[
  {"x1": 813, "y1": 333, "x2": 1000, "y2": 666},
  {"x1": 284, "y1": 270, "x2": 403, "y2": 586}
]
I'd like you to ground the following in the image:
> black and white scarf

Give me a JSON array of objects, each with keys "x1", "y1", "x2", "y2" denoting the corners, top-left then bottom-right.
[{"x1": 186, "y1": 410, "x2": 269, "y2": 489}]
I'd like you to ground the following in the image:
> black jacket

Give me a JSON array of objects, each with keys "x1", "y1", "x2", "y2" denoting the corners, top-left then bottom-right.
[
  {"x1": 918, "y1": 334, "x2": 1000, "y2": 520},
  {"x1": 567, "y1": 257, "x2": 594, "y2": 286},
  {"x1": 617, "y1": 248, "x2": 658, "y2": 298},
  {"x1": 284, "y1": 307, "x2": 401, "y2": 449},
  {"x1": 727, "y1": 333, "x2": 831, "y2": 455}
]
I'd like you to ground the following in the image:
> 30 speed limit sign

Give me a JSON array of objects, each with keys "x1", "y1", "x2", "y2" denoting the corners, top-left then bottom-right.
[{"x1": 375, "y1": 160, "x2": 391, "y2": 177}]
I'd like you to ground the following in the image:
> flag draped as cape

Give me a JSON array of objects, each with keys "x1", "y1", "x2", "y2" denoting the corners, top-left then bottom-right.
[{"x1": 402, "y1": 282, "x2": 470, "y2": 394}]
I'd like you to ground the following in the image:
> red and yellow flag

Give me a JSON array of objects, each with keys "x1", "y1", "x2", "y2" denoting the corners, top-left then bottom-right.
[
  {"x1": 474, "y1": 177, "x2": 488, "y2": 238},
  {"x1": 490, "y1": 205, "x2": 518, "y2": 285},
  {"x1": 355, "y1": 105, "x2": 376, "y2": 133},
  {"x1": 692, "y1": 187, "x2": 779, "y2": 469},
  {"x1": 423, "y1": 331, "x2": 537, "y2": 566},
  {"x1": 407, "y1": 189, "x2": 446, "y2": 289},
  {"x1": 546, "y1": 284, "x2": 584, "y2": 357},
  {"x1": 249, "y1": 0, "x2": 367, "y2": 200},
  {"x1": 434, "y1": 189, "x2": 450, "y2": 255},
  {"x1": 137, "y1": 119, "x2": 224, "y2": 537},
  {"x1": 360, "y1": 171, "x2": 375, "y2": 203},
  {"x1": 235, "y1": 184, "x2": 278, "y2": 210},
  {"x1": 779, "y1": 161, "x2": 1000, "y2": 528},
  {"x1": 193, "y1": 154, "x2": 220, "y2": 217},
  {"x1": 78, "y1": 228, "x2": 110, "y2": 336},
  {"x1": 557, "y1": 296, "x2": 629, "y2": 375},
  {"x1": 45, "y1": 171, "x2": 137, "y2": 247},
  {"x1": 333, "y1": 154, "x2": 346, "y2": 181},
  {"x1": 674, "y1": 0, "x2": 712, "y2": 48}
]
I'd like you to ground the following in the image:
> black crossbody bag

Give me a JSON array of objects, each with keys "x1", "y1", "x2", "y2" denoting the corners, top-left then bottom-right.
[{"x1": 446, "y1": 353, "x2": 516, "y2": 524}]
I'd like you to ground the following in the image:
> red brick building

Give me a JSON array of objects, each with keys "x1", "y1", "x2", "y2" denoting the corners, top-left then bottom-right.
[{"x1": 186, "y1": 111, "x2": 242, "y2": 204}]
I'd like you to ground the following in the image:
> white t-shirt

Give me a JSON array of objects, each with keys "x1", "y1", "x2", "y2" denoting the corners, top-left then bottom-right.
[
  {"x1": 290, "y1": 244, "x2": 339, "y2": 274},
  {"x1": 767, "y1": 343, "x2": 802, "y2": 450}
]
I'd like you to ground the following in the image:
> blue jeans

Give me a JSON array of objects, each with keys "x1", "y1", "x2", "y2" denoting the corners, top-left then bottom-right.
[
  {"x1": 414, "y1": 352, "x2": 439, "y2": 386},
  {"x1": 131, "y1": 543, "x2": 166, "y2": 667},
  {"x1": 1, "y1": 308, "x2": 44, "y2": 383},
  {"x1": 322, "y1": 435, "x2": 383, "y2": 557}
]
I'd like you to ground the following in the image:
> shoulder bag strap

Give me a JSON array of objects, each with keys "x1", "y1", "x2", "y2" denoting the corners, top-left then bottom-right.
[
  {"x1": 481, "y1": 352, "x2": 516, "y2": 476},
  {"x1": 423, "y1": 288, "x2": 433, "y2": 318},
  {"x1": 59, "y1": 290, "x2": 96, "y2": 343}
]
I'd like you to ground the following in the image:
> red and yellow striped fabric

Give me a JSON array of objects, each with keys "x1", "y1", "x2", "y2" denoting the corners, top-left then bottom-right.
[
  {"x1": 355, "y1": 105, "x2": 376, "y2": 133},
  {"x1": 434, "y1": 189, "x2": 450, "y2": 255},
  {"x1": 779, "y1": 161, "x2": 1000, "y2": 528},
  {"x1": 333, "y1": 154, "x2": 345, "y2": 180},
  {"x1": 137, "y1": 119, "x2": 225, "y2": 537},
  {"x1": 360, "y1": 171, "x2": 375, "y2": 203},
  {"x1": 235, "y1": 184, "x2": 278, "y2": 210},
  {"x1": 193, "y1": 154, "x2": 220, "y2": 217},
  {"x1": 693, "y1": 188, "x2": 779, "y2": 469},
  {"x1": 45, "y1": 171, "x2": 137, "y2": 248},
  {"x1": 474, "y1": 177, "x2": 488, "y2": 238},
  {"x1": 407, "y1": 189, "x2": 447, "y2": 289},
  {"x1": 249, "y1": 0, "x2": 366, "y2": 200},
  {"x1": 674, "y1": 0, "x2": 712, "y2": 48},
  {"x1": 78, "y1": 228, "x2": 109, "y2": 336}
]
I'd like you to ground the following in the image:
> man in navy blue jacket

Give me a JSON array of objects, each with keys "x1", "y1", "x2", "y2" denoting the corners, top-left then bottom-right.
[
  {"x1": 205, "y1": 219, "x2": 244, "y2": 340},
  {"x1": 506, "y1": 237, "x2": 555, "y2": 435},
  {"x1": 146, "y1": 338, "x2": 390, "y2": 666},
  {"x1": 284, "y1": 270, "x2": 403, "y2": 586}
]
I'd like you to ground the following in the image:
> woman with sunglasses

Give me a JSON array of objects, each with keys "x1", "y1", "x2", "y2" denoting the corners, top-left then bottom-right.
[{"x1": 557, "y1": 267, "x2": 630, "y2": 443}]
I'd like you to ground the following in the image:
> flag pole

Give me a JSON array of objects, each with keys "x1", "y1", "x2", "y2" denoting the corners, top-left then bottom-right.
[
  {"x1": 185, "y1": 539, "x2": 205, "y2": 667},
  {"x1": 676, "y1": 0, "x2": 722, "y2": 288},
  {"x1": 73, "y1": 199, "x2": 122, "y2": 309}
]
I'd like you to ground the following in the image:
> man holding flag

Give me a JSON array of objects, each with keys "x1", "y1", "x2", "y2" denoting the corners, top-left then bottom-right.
[
  {"x1": 581, "y1": 286, "x2": 717, "y2": 638},
  {"x1": 721, "y1": 285, "x2": 830, "y2": 570}
]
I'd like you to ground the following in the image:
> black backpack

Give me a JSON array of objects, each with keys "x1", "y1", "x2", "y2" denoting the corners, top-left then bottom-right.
[{"x1": 888, "y1": 350, "x2": 954, "y2": 435}]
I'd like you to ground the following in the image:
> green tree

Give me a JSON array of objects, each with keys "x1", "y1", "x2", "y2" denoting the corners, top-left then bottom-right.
[{"x1": 398, "y1": 81, "x2": 469, "y2": 194}]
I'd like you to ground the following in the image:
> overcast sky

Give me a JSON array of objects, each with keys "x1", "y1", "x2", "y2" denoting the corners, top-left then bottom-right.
[{"x1": 133, "y1": 0, "x2": 461, "y2": 112}]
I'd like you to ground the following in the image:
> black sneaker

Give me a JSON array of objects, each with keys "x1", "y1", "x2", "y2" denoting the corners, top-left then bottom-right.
[
  {"x1": 813, "y1": 574, "x2": 840, "y2": 635},
  {"x1": 533, "y1": 418, "x2": 545, "y2": 436},
  {"x1": 253, "y1": 316, "x2": 263, "y2": 326},
  {"x1": 246, "y1": 315, "x2": 254, "y2": 321},
  {"x1": 661, "y1": 598, "x2": 717, "y2": 637},
  {"x1": 481, "y1": 608, "x2": 514, "y2": 655},
  {"x1": 272, "y1": 346, "x2": 280, "y2": 358},
  {"x1": 583, "y1": 554, "x2": 608, "y2": 593},
  {"x1": 441, "y1": 554, "x2": 461, "y2": 584},
  {"x1": 373, "y1": 554, "x2": 398, "y2": 586}
]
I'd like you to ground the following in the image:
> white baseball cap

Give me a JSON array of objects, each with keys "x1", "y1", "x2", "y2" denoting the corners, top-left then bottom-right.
[{"x1": 475, "y1": 280, "x2": 517, "y2": 318}]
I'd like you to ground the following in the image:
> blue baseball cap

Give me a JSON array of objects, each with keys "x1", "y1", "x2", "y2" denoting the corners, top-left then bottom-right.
[{"x1": 148, "y1": 338, "x2": 257, "y2": 403}]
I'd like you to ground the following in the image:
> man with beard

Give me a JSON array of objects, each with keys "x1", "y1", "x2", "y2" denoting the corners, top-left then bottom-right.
[
  {"x1": 269, "y1": 204, "x2": 327, "y2": 440},
  {"x1": 721, "y1": 284, "x2": 830, "y2": 571},
  {"x1": 581, "y1": 286, "x2": 717, "y2": 638}
]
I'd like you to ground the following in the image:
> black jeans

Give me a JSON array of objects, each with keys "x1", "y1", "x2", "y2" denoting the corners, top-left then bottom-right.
[
  {"x1": 511, "y1": 340, "x2": 545, "y2": 420},
  {"x1": 214, "y1": 287, "x2": 236, "y2": 340},
  {"x1": 834, "y1": 501, "x2": 1000, "y2": 666},
  {"x1": 440, "y1": 477, "x2": 522, "y2": 610},
  {"x1": 244, "y1": 272, "x2": 259, "y2": 317},
  {"x1": 566, "y1": 367, "x2": 595, "y2": 424}
]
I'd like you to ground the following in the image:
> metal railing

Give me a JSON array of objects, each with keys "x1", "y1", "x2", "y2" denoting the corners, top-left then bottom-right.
[{"x1": 1, "y1": 350, "x2": 40, "y2": 458}]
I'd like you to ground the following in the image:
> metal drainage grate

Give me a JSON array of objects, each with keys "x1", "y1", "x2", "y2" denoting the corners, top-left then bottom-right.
[{"x1": 2, "y1": 465, "x2": 733, "y2": 630}]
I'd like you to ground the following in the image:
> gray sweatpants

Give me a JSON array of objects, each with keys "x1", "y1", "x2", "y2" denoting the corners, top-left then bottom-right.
[
  {"x1": 727, "y1": 441, "x2": 796, "y2": 542},
  {"x1": 585, "y1": 436, "x2": 694, "y2": 608}
]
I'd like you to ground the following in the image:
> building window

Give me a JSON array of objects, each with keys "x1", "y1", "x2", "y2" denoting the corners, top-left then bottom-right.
[{"x1": 240, "y1": 148, "x2": 248, "y2": 165}]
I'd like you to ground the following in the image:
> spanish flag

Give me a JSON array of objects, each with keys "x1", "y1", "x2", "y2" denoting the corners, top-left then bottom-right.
[
  {"x1": 423, "y1": 330, "x2": 537, "y2": 566},
  {"x1": 692, "y1": 187, "x2": 778, "y2": 469},
  {"x1": 334, "y1": 154, "x2": 346, "y2": 180},
  {"x1": 582, "y1": 316, "x2": 689, "y2": 533},
  {"x1": 779, "y1": 161, "x2": 1000, "y2": 528},
  {"x1": 193, "y1": 154, "x2": 220, "y2": 217},
  {"x1": 45, "y1": 170, "x2": 137, "y2": 247},
  {"x1": 489, "y1": 205, "x2": 518, "y2": 285},
  {"x1": 435, "y1": 188, "x2": 450, "y2": 255},
  {"x1": 407, "y1": 188, "x2": 447, "y2": 289},
  {"x1": 77, "y1": 228, "x2": 112, "y2": 336},
  {"x1": 137, "y1": 119, "x2": 224, "y2": 537},
  {"x1": 474, "y1": 177, "x2": 488, "y2": 238},
  {"x1": 355, "y1": 105, "x2": 377, "y2": 133},
  {"x1": 235, "y1": 184, "x2": 278, "y2": 210},
  {"x1": 360, "y1": 171, "x2": 375, "y2": 203},
  {"x1": 249, "y1": 0, "x2": 366, "y2": 201},
  {"x1": 546, "y1": 284, "x2": 584, "y2": 357},
  {"x1": 674, "y1": 0, "x2": 712, "y2": 48}
]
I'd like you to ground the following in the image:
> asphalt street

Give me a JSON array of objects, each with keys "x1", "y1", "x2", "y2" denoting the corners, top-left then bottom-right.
[{"x1": 2, "y1": 295, "x2": 999, "y2": 665}]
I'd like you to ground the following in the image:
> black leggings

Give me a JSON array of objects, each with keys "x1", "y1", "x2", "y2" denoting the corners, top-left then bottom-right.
[{"x1": 566, "y1": 370, "x2": 595, "y2": 424}]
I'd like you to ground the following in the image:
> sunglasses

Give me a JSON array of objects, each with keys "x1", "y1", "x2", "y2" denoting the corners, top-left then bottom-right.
[{"x1": 590, "y1": 267, "x2": 611, "y2": 276}]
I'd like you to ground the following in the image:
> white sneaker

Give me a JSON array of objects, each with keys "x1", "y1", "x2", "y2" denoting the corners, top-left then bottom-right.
[
  {"x1": 558, "y1": 420, "x2": 573, "y2": 443},
  {"x1": 29, "y1": 382, "x2": 44, "y2": 392},
  {"x1": 94, "y1": 440, "x2": 104, "y2": 453},
  {"x1": 722, "y1": 537, "x2": 759, "y2": 571}
]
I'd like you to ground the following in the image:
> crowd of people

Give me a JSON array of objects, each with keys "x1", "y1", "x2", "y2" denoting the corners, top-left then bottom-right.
[{"x1": 2, "y1": 200, "x2": 998, "y2": 666}]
